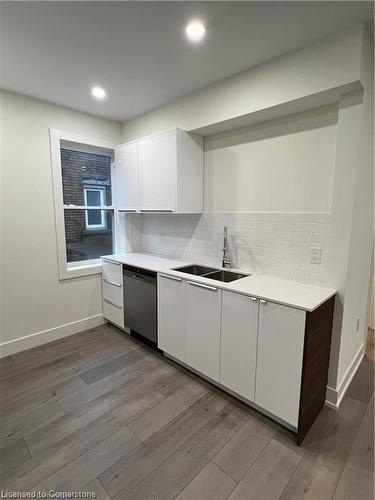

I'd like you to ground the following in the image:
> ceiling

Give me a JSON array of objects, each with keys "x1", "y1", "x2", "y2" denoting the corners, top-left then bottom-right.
[{"x1": 1, "y1": 1, "x2": 373, "y2": 122}]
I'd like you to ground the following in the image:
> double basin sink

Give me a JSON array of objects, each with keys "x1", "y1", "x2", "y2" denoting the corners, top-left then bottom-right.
[{"x1": 173, "y1": 264, "x2": 249, "y2": 283}]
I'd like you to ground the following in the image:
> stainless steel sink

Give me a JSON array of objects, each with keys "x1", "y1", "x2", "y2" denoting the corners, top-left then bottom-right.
[
  {"x1": 203, "y1": 270, "x2": 249, "y2": 282},
  {"x1": 172, "y1": 264, "x2": 218, "y2": 276},
  {"x1": 173, "y1": 264, "x2": 249, "y2": 283}
]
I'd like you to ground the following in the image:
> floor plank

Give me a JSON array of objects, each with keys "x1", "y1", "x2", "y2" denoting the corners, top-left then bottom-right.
[
  {"x1": 79, "y1": 347, "x2": 147, "y2": 384},
  {"x1": 151, "y1": 370, "x2": 192, "y2": 398},
  {"x1": 84, "y1": 479, "x2": 112, "y2": 500},
  {"x1": 280, "y1": 396, "x2": 367, "y2": 500},
  {"x1": 1, "y1": 387, "x2": 162, "y2": 491},
  {"x1": 0, "y1": 402, "x2": 65, "y2": 449},
  {"x1": 34, "y1": 427, "x2": 140, "y2": 492},
  {"x1": 24, "y1": 363, "x2": 172, "y2": 455},
  {"x1": 175, "y1": 461, "x2": 236, "y2": 500},
  {"x1": 212, "y1": 413, "x2": 276, "y2": 482},
  {"x1": 346, "y1": 349, "x2": 374, "y2": 405},
  {"x1": 0, "y1": 438, "x2": 31, "y2": 474},
  {"x1": 332, "y1": 394, "x2": 374, "y2": 500},
  {"x1": 128, "y1": 381, "x2": 208, "y2": 441},
  {"x1": 125, "y1": 402, "x2": 248, "y2": 500},
  {"x1": 0, "y1": 352, "x2": 86, "y2": 400},
  {"x1": 100, "y1": 393, "x2": 228, "y2": 498},
  {"x1": 58, "y1": 353, "x2": 159, "y2": 413},
  {"x1": 0, "y1": 375, "x2": 87, "y2": 421},
  {"x1": 228, "y1": 439, "x2": 301, "y2": 500}
]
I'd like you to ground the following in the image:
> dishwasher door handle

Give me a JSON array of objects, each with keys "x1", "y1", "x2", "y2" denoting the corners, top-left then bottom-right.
[{"x1": 132, "y1": 273, "x2": 145, "y2": 280}]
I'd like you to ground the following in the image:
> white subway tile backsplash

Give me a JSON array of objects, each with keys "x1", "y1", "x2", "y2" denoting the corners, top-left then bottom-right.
[{"x1": 123, "y1": 212, "x2": 330, "y2": 284}]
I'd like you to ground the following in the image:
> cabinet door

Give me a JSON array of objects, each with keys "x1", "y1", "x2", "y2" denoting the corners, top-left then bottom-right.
[
  {"x1": 158, "y1": 274, "x2": 186, "y2": 362},
  {"x1": 220, "y1": 291, "x2": 259, "y2": 401},
  {"x1": 255, "y1": 301, "x2": 306, "y2": 427},
  {"x1": 115, "y1": 142, "x2": 138, "y2": 211},
  {"x1": 186, "y1": 281, "x2": 222, "y2": 381},
  {"x1": 138, "y1": 130, "x2": 177, "y2": 211}
]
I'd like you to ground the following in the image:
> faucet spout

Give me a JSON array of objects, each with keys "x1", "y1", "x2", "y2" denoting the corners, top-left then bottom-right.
[{"x1": 222, "y1": 226, "x2": 232, "y2": 268}]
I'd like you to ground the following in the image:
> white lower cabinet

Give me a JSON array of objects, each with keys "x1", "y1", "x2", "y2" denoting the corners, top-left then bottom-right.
[
  {"x1": 185, "y1": 281, "x2": 222, "y2": 382},
  {"x1": 157, "y1": 274, "x2": 186, "y2": 362},
  {"x1": 157, "y1": 272, "x2": 310, "y2": 430},
  {"x1": 220, "y1": 291, "x2": 259, "y2": 401},
  {"x1": 255, "y1": 300, "x2": 306, "y2": 427},
  {"x1": 103, "y1": 298, "x2": 124, "y2": 329},
  {"x1": 102, "y1": 258, "x2": 124, "y2": 329}
]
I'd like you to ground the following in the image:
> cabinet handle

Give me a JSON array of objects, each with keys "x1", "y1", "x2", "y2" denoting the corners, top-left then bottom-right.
[
  {"x1": 259, "y1": 299, "x2": 267, "y2": 304},
  {"x1": 118, "y1": 209, "x2": 137, "y2": 213},
  {"x1": 159, "y1": 273, "x2": 182, "y2": 281},
  {"x1": 250, "y1": 297, "x2": 258, "y2": 302},
  {"x1": 139, "y1": 209, "x2": 175, "y2": 213},
  {"x1": 104, "y1": 298, "x2": 122, "y2": 308},
  {"x1": 103, "y1": 259, "x2": 121, "y2": 265},
  {"x1": 103, "y1": 278, "x2": 122, "y2": 287},
  {"x1": 187, "y1": 281, "x2": 218, "y2": 291}
]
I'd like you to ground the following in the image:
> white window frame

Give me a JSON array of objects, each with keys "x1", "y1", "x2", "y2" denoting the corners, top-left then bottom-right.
[
  {"x1": 50, "y1": 129, "x2": 117, "y2": 280},
  {"x1": 84, "y1": 186, "x2": 106, "y2": 229}
]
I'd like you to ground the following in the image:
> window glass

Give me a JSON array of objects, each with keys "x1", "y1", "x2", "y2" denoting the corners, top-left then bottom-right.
[
  {"x1": 86, "y1": 189, "x2": 103, "y2": 206},
  {"x1": 61, "y1": 149, "x2": 112, "y2": 206},
  {"x1": 64, "y1": 210, "x2": 113, "y2": 263}
]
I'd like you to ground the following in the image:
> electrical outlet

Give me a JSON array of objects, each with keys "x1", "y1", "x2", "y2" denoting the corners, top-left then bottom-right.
[
  {"x1": 160, "y1": 232, "x2": 165, "y2": 242},
  {"x1": 356, "y1": 318, "x2": 360, "y2": 332},
  {"x1": 310, "y1": 247, "x2": 322, "y2": 264}
]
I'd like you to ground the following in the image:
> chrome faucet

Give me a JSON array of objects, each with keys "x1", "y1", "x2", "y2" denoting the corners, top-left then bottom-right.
[{"x1": 222, "y1": 226, "x2": 232, "y2": 268}]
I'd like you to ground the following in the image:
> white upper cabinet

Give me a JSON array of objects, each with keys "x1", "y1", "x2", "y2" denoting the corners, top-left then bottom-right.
[
  {"x1": 115, "y1": 142, "x2": 139, "y2": 212},
  {"x1": 158, "y1": 273, "x2": 186, "y2": 362},
  {"x1": 185, "y1": 281, "x2": 222, "y2": 382},
  {"x1": 220, "y1": 291, "x2": 259, "y2": 401},
  {"x1": 114, "y1": 128, "x2": 203, "y2": 214},
  {"x1": 138, "y1": 129, "x2": 177, "y2": 212},
  {"x1": 255, "y1": 300, "x2": 306, "y2": 427}
]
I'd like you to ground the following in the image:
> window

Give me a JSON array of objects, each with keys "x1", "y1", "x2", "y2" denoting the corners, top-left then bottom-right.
[
  {"x1": 84, "y1": 187, "x2": 106, "y2": 229},
  {"x1": 50, "y1": 129, "x2": 116, "y2": 279}
]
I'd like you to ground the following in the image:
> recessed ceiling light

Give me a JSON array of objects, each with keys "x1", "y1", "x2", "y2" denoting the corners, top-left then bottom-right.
[
  {"x1": 91, "y1": 86, "x2": 107, "y2": 100},
  {"x1": 185, "y1": 19, "x2": 206, "y2": 43}
]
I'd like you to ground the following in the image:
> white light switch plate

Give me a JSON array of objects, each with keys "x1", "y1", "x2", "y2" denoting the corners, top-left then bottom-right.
[{"x1": 310, "y1": 247, "x2": 322, "y2": 264}]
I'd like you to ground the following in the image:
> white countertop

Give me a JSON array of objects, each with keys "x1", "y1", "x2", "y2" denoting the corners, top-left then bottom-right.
[{"x1": 103, "y1": 253, "x2": 336, "y2": 312}]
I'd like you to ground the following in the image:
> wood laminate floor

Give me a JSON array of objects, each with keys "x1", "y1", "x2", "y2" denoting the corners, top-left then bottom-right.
[{"x1": 0, "y1": 325, "x2": 373, "y2": 500}]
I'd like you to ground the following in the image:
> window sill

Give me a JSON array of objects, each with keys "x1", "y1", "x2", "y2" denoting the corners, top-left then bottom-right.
[{"x1": 59, "y1": 260, "x2": 102, "y2": 280}]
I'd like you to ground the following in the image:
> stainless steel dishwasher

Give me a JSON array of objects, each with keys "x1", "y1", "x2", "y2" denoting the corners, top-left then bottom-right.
[{"x1": 123, "y1": 265, "x2": 157, "y2": 343}]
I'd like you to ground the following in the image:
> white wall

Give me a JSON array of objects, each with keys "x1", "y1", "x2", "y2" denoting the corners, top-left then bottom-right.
[
  {"x1": 0, "y1": 90, "x2": 122, "y2": 355},
  {"x1": 204, "y1": 106, "x2": 337, "y2": 212},
  {"x1": 122, "y1": 24, "x2": 362, "y2": 141},
  {"x1": 335, "y1": 24, "x2": 374, "y2": 389},
  {"x1": 369, "y1": 274, "x2": 375, "y2": 330}
]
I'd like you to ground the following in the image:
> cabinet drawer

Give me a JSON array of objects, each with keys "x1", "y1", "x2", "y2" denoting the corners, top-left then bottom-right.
[
  {"x1": 102, "y1": 259, "x2": 122, "y2": 283},
  {"x1": 102, "y1": 279, "x2": 123, "y2": 308},
  {"x1": 103, "y1": 298, "x2": 124, "y2": 328}
]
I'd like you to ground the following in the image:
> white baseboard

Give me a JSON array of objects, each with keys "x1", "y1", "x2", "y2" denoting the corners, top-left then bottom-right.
[
  {"x1": 325, "y1": 343, "x2": 365, "y2": 410},
  {"x1": 0, "y1": 314, "x2": 105, "y2": 358}
]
